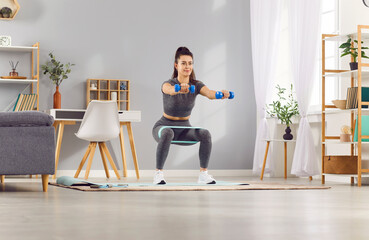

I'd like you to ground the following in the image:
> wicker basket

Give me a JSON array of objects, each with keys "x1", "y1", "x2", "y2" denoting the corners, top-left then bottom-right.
[{"x1": 332, "y1": 100, "x2": 346, "y2": 110}]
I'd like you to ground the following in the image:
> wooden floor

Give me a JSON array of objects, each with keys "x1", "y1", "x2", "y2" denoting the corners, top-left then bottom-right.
[{"x1": 0, "y1": 176, "x2": 367, "y2": 240}]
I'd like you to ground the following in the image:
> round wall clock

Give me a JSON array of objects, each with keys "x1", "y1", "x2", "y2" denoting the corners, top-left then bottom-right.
[
  {"x1": 364, "y1": 0, "x2": 369, "y2": 7},
  {"x1": 0, "y1": 36, "x2": 11, "y2": 46}
]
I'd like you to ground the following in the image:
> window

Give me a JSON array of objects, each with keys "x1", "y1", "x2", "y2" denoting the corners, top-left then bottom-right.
[{"x1": 273, "y1": 0, "x2": 339, "y2": 112}]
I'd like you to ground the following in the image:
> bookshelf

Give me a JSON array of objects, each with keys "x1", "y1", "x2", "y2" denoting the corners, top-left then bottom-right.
[
  {"x1": 322, "y1": 25, "x2": 369, "y2": 187},
  {"x1": 0, "y1": 43, "x2": 39, "y2": 111},
  {"x1": 86, "y1": 79, "x2": 130, "y2": 110}
]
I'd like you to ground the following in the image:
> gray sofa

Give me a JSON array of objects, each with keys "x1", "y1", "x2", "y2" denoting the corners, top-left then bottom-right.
[{"x1": 0, "y1": 111, "x2": 55, "y2": 192}]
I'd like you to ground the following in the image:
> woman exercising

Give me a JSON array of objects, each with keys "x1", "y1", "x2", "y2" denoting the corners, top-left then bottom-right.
[{"x1": 152, "y1": 46, "x2": 232, "y2": 184}]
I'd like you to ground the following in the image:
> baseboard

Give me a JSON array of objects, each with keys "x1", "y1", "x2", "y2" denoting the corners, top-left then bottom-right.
[{"x1": 55, "y1": 169, "x2": 253, "y2": 178}]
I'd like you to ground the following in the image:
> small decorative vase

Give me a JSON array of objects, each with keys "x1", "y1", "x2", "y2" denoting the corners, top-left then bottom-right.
[
  {"x1": 53, "y1": 86, "x2": 61, "y2": 109},
  {"x1": 9, "y1": 69, "x2": 18, "y2": 76},
  {"x1": 283, "y1": 126, "x2": 293, "y2": 140},
  {"x1": 350, "y1": 62, "x2": 358, "y2": 70}
]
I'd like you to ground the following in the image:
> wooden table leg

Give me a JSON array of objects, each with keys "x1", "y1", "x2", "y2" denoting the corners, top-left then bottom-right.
[
  {"x1": 52, "y1": 121, "x2": 76, "y2": 180},
  {"x1": 126, "y1": 122, "x2": 140, "y2": 179},
  {"x1": 119, "y1": 123, "x2": 128, "y2": 178},
  {"x1": 309, "y1": 176, "x2": 313, "y2": 181},
  {"x1": 260, "y1": 141, "x2": 270, "y2": 180},
  {"x1": 53, "y1": 122, "x2": 64, "y2": 180},
  {"x1": 284, "y1": 142, "x2": 287, "y2": 179},
  {"x1": 0, "y1": 175, "x2": 4, "y2": 183}
]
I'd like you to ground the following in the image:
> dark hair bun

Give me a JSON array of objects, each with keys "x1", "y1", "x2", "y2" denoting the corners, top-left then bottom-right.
[
  {"x1": 176, "y1": 46, "x2": 190, "y2": 52},
  {"x1": 175, "y1": 47, "x2": 193, "y2": 59}
]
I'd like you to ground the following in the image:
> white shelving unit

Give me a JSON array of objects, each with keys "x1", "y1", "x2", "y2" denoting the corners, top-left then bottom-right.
[
  {"x1": 322, "y1": 26, "x2": 369, "y2": 186},
  {"x1": 0, "y1": 46, "x2": 38, "y2": 52},
  {"x1": 0, "y1": 79, "x2": 37, "y2": 84},
  {"x1": 323, "y1": 69, "x2": 369, "y2": 79},
  {"x1": 0, "y1": 43, "x2": 40, "y2": 110}
]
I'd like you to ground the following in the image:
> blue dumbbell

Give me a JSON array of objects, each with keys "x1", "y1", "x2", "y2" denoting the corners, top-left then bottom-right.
[
  {"x1": 175, "y1": 84, "x2": 195, "y2": 93},
  {"x1": 215, "y1": 91, "x2": 235, "y2": 99}
]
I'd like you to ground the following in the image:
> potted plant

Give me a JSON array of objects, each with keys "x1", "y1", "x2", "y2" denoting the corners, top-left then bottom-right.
[
  {"x1": 266, "y1": 84, "x2": 299, "y2": 140},
  {"x1": 339, "y1": 37, "x2": 369, "y2": 70},
  {"x1": 0, "y1": 7, "x2": 12, "y2": 18},
  {"x1": 41, "y1": 53, "x2": 75, "y2": 109}
]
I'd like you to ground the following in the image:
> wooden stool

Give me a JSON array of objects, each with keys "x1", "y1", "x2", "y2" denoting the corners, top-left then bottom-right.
[{"x1": 260, "y1": 139, "x2": 306, "y2": 180}]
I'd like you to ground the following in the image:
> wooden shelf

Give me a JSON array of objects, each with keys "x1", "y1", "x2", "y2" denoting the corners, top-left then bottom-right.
[
  {"x1": 323, "y1": 108, "x2": 369, "y2": 114},
  {"x1": 322, "y1": 140, "x2": 369, "y2": 145},
  {"x1": 0, "y1": 46, "x2": 37, "y2": 52},
  {"x1": 86, "y1": 79, "x2": 130, "y2": 110},
  {"x1": 323, "y1": 70, "x2": 369, "y2": 78},
  {"x1": 0, "y1": 0, "x2": 20, "y2": 20},
  {"x1": 0, "y1": 78, "x2": 37, "y2": 83},
  {"x1": 322, "y1": 26, "x2": 369, "y2": 187},
  {"x1": 323, "y1": 32, "x2": 369, "y2": 42},
  {"x1": 0, "y1": 42, "x2": 39, "y2": 111},
  {"x1": 322, "y1": 173, "x2": 369, "y2": 177}
]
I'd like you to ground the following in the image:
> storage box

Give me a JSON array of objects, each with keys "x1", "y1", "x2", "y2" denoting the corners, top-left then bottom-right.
[{"x1": 323, "y1": 156, "x2": 357, "y2": 174}]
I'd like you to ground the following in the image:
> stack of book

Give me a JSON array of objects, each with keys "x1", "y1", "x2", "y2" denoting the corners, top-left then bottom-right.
[
  {"x1": 13, "y1": 94, "x2": 37, "y2": 111},
  {"x1": 346, "y1": 87, "x2": 369, "y2": 109}
]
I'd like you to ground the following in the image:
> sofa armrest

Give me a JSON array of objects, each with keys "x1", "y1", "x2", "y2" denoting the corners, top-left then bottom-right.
[{"x1": 0, "y1": 111, "x2": 54, "y2": 127}]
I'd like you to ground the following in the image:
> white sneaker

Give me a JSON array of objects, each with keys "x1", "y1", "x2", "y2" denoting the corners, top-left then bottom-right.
[
  {"x1": 153, "y1": 170, "x2": 166, "y2": 184},
  {"x1": 198, "y1": 171, "x2": 216, "y2": 184}
]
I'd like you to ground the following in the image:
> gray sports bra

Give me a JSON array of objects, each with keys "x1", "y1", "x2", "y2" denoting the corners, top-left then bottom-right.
[{"x1": 162, "y1": 78, "x2": 205, "y2": 117}]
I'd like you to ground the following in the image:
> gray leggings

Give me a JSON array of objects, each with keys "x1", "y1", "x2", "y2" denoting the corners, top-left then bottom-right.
[{"x1": 152, "y1": 116, "x2": 212, "y2": 169}]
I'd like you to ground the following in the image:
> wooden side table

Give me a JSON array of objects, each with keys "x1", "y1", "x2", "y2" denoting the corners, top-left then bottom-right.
[{"x1": 260, "y1": 139, "x2": 296, "y2": 180}]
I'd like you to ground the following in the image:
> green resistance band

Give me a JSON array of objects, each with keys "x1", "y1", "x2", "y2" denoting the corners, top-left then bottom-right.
[{"x1": 158, "y1": 126, "x2": 203, "y2": 144}]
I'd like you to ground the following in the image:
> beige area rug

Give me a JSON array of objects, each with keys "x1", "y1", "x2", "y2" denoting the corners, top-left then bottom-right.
[{"x1": 49, "y1": 182, "x2": 331, "y2": 192}]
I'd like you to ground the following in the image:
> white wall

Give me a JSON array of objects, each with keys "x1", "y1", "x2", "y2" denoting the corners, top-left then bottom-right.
[
  {"x1": 0, "y1": 0, "x2": 256, "y2": 171},
  {"x1": 340, "y1": 0, "x2": 369, "y2": 33}
]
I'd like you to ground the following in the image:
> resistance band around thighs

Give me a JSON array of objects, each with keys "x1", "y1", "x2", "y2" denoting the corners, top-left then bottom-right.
[{"x1": 158, "y1": 126, "x2": 204, "y2": 144}]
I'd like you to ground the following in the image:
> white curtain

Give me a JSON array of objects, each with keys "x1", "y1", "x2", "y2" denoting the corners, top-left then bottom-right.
[
  {"x1": 250, "y1": 0, "x2": 282, "y2": 174},
  {"x1": 289, "y1": 0, "x2": 321, "y2": 177}
]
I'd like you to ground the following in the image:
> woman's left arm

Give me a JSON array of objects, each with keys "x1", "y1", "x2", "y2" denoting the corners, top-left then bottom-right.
[{"x1": 200, "y1": 86, "x2": 230, "y2": 100}]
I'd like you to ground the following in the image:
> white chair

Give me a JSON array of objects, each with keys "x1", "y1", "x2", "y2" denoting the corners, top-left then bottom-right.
[{"x1": 74, "y1": 100, "x2": 121, "y2": 180}]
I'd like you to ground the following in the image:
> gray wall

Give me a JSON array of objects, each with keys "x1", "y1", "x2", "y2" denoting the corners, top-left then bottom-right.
[{"x1": 0, "y1": 0, "x2": 255, "y2": 170}]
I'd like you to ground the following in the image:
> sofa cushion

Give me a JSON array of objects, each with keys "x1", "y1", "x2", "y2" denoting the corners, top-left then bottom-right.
[{"x1": 0, "y1": 111, "x2": 54, "y2": 127}]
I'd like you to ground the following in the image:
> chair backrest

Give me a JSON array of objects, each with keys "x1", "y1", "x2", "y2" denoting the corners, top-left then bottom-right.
[{"x1": 75, "y1": 100, "x2": 120, "y2": 142}]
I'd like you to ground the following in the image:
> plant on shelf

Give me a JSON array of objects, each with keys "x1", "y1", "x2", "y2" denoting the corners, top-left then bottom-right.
[
  {"x1": 0, "y1": 7, "x2": 12, "y2": 18},
  {"x1": 339, "y1": 37, "x2": 369, "y2": 70},
  {"x1": 41, "y1": 52, "x2": 75, "y2": 109},
  {"x1": 266, "y1": 84, "x2": 299, "y2": 140}
]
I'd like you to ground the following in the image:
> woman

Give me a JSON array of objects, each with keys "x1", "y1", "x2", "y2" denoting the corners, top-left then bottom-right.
[{"x1": 152, "y1": 47, "x2": 231, "y2": 184}]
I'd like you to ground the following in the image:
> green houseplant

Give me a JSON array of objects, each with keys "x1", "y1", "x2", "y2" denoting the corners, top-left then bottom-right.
[
  {"x1": 266, "y1": 84, "x2": 299, "y2": 140},
  {"x1": 339, "y1": 37, "x2": 369, "y2": 70},
  {"x1": 41, "y1": 53, "x2": 74, "y2": 109}
]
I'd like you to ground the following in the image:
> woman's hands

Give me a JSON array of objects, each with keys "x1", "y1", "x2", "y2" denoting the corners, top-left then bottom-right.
[
  {"x1": 219, "y1": 90, "x2": 230, "y2": 99},
  {"x1": 162, "y1": 83, "x2": 192, "y2": 95},
  {"x1": 177, "y1": 83, "x2": 190, "y2": 94},
  {"x1": 200, "y1": 86, "x2": 233, "y2": 100}
]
